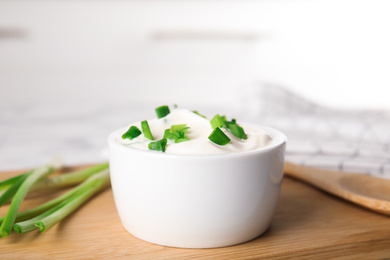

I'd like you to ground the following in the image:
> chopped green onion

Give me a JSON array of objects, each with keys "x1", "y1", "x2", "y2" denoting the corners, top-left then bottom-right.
[
  {"x1": 208, "y1": 127, "x2": 231, "y2": 146},
  {"x1": 122, "y1": 126, "x2": 141, "y2": 140},
  {"x1": 148, "y1": 138, "x2": 168, "y2": 152},
  {"x1": 210, "y1": 114, "x2": 247, "y2": 141},
  {"x1": 193, "y1": 111, "x2": 207, "y2": 118},
  {"x1": 170, "y1": 124, "x2": 187, "y2": 133},
  {"x1": 155, "y1": 105, "x2": 170, "y2": 119},
  {"x1": 176, "y1": 126, "x2": 190, "y2": 138},
  {"x1": 226, "y1": 123, "x2": 247, "y2": 140},
  {"x1": 210, "y1": 114, "x2": 224, "y2": 129},
  {"x1": 175, "y1": 138, "x2": 190, "y2": 143},
  {"x1": 225, "y1": 120, "x2": 247, "y2": 140},
  {"x1": 141, "y1": 120, "x2": 154, "y2": 140},
  {"x1": 164, "y1": 124, "x2": 190, "y2": 143},
  {"x1": 163, "y1": 129, "x2": 177, "y2": 140}
]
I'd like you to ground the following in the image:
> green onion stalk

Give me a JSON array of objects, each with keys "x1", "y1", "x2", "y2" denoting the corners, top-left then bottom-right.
[
  {"x1": 0, "y1": 158, "x2": 63, "y2": 237},
  {"x1": 13, "y1": 168, "x2": 110, "y2": 234},
  {"x1": 0, "y1": 160, "x2": 110, "y2": 237}
]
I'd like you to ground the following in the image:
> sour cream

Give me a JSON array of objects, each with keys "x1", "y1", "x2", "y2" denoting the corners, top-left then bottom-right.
[{"x1": 117, "y1": 109, "x2": 271, "y2": 155}]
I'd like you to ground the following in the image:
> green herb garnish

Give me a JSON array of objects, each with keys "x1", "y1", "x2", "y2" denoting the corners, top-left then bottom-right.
[
  {"x1": 155, "y1": 105, "x2": 170, "y2": 119},
  {"x1": 210, "y1": 114, "x2": 224, "y2": 129},
  {"x1": 148, "y1": 138, "x2": 168, "y2": 152},
  {"x1": 163, "y1": 129, "x2": 177, "y2": 140},
  {"x1": 225, "y1": 121, "x2": 247, "y2": 140},
  {"x1": 164, "y1": 124, "x2": 190, "y2": 143},
  {"x1": 122, "y1": 126, "x2": 142, "y2": 140},
  {"x1": 208, "y1": 127, "x2": 231, "y2": 146},
  {"x1": 193, "y1": 110, "x2": 207, "y2": 119},
  {"x1": 141, "y1": 120, "x2": 154, "y2": 140},
  {"x1": 209, "y1": 115, "x2": 247, "y2": 141}
]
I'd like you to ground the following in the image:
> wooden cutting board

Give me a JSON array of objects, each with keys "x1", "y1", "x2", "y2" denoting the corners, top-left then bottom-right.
[{"x1": 1, "y1": 166, "x2": 390, "y2": 259}]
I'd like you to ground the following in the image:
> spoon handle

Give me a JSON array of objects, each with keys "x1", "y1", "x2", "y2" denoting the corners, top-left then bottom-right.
[
  {"x1": 284, "y1": 162, "x2": 390, "y2": 216},
  {"x1": 284, "y1": 161, "x2": 341, "y2": 188}
]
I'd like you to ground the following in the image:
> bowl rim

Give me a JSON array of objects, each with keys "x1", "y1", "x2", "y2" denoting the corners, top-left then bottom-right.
[{"x1": 108, "y1": 123, "x2": 287, "y2": 159}]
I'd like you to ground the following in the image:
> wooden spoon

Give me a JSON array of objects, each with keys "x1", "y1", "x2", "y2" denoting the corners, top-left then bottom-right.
[{"x1": 284, "y1": 161, "x2": 390, "y2": 216}]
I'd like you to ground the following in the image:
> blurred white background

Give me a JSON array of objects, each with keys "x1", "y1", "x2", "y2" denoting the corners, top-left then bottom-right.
[
  {"x1": 1, "y1": 0, "x2": 390, "y2": 170},
  {"x1": 1, "y1": 0, "x2": 390, "y2": 110}
]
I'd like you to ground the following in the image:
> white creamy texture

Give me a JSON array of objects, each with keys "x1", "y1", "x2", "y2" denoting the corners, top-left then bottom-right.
[{"x1": 117, "y1": 109, "x2": 272, "y2": 155}]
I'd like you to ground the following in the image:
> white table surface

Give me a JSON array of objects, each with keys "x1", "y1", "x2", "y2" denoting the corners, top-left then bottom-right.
[{"x1": 0, "y1": 100, "x2": 149, "y2": 171}]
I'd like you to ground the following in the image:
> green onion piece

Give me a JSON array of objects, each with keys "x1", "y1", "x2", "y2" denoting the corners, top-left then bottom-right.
[
  {"x1": 155, "y1": 105, "x2": 170, "y2": 119},
  {"x1": 163, "y1": 125, "x2": 190, "y2": 143},
  {"x1": 210, "y1": 114, "x2": 224, "y2": 129},
  {"x1": 170, "y1": 124, "x2": 187, "y2": 133},
  {"x1": 163, "y1": 129, "x2": 177, "y2": 140},
  {"x1": 193, "y1": 111, "x2": 207, "y2": 118},
  {"x1": 175, "y1": 138, "x2": 190, "y2": 143},
  {"x1": 148, "y1": 138, "x2": 168, "y2": 152},
  {"x1": 122, "y1": 126, "x2": 141, "y2": 140},
  {"x1": 227, "y1": 123, "x2": 247, "y2": 140},
  {"x1": 225, "y1": 120, "x2": 248, "y2": 140},
  {"x1": 174, "y1": 127, "x2": 190, "y2": 143},
  {"x1": 0, "y1": 158, "x2": 62, "y2": 238},
  {"x1": 141, "y1": 120, "x2": 154, "y2": 140},
  {"x1": 208, "y1": 127, "x2": 231, "y2": 146}
]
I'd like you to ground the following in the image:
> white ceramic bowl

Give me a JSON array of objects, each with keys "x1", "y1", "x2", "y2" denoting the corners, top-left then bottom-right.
[{"x1": 108, "y1": 125, "x2": 286, "y2": 248}]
